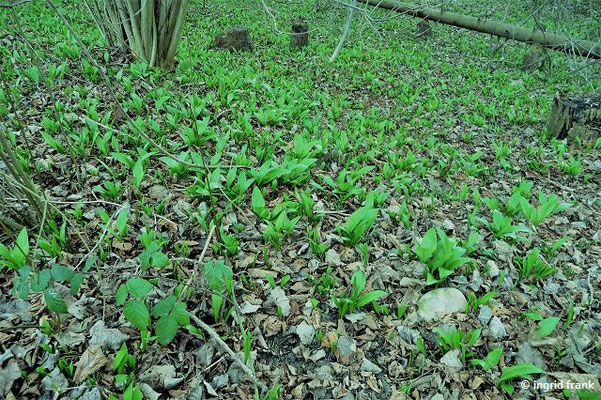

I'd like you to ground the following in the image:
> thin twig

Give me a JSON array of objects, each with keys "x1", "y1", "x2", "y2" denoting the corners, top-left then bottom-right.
[
  {"x1": 177, "y1": 225, "x2": 216, "y2": 302},
  {"x1": 189, "y1": 313, "x2": 266, "y2": 391}
]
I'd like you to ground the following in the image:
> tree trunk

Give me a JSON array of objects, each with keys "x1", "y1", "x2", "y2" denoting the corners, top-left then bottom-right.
[{"x1": 357, "y1": 0, "x2": 601, "y2": 59}]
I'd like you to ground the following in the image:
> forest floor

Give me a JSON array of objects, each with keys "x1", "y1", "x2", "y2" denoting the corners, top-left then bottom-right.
[{"x1": 0, "y1": 0, "x2": 600, "y2": 399}]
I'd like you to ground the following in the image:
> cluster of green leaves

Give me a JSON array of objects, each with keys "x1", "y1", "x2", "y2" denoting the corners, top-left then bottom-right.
[
  {"x1": 203, "y1": 260, "x2": 234, "y2": 322},
  {"x1": 518, "y1": 248, "x2": 556, "y2": 281},
  {"x1": 2, "y1": 229, "x2": 83, "y2": 315},
  {"x1": 333, "y1": 270, "x2": 387, "y2": 318},
  {"x1": 116, "y1": 277, "x2": 189, "y2": 345},
  {"x1": 434, "y1": 326, "x2": 481, "y2": 363},
  {"x1": 413, "y1": 227, "x2": 472, "y2": 285},
  {"x1": 110, "y1": 343, "x2": 142, "y2": 400},
  {"x1": 337, "y1": 203, "x2": 379, "y2": 246}
]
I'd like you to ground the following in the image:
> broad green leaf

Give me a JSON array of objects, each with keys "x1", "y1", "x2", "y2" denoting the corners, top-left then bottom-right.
[
  {"x1": 470, "y1": 347, "x2": 503, "y2": 371},
  {"x1": 172, "y1": 302, "x2": 190, "y2": 326},
  {"x1": 356, "y1": 290, "x2": 388, "y2": 308},
  {"x1": 31, "y1": 269, "x2": 51, "y2": 292},
  {"x1": 51, "y1": 264, "x2": 74, "y2": 282},
  {"x1": 414, "y1": 228, "x2": 437, "y2": 263},
  {"x1": 211, "y1": 293, "x2": 223, "y2": 320},
  {"x1": 44, "y1": 289, "x2": 68, "y2": 314},
  {"x1": 151, "y1": 252, "x2": 169, "y2": 268},
  {"x1": 127, "y1": 278, "x2": 153, "y2": 299},
  {"x1": 155, "y1": 315, "x2": 178, "y2": 345},
  {"x1": 123, "y1": 300, "x2": 150, "y2": 330},
  {"x1": 152, "y1": 296, "x2": 176, "y2": 317},
  {"x1": 535, "y1": 317, "x2": 560, "y2": 337},
  {"x1": 115, "y1": 284, "x2": 128, "y2": 306},
  {"x1": 498, "y1": 363, "x2": 543, "y2": 383},
  {"x1": 69, "y1": 273, "x2": 84, "y2": 295},
  {"x1": 203, "y1": 260, "x2": 233, "y2": 292}
]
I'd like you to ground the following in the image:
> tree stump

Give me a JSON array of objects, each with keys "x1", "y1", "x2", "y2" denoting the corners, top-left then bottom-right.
[
  {"x1": 547, "y1": 95, "x2": 601, "y2": 140},
  {"x1": 522, "y1": 45, "x2": 549, "y2": 71},
  {"x1": 290, "y1": 19, "x2": 309, "y2": 48},
  {"x1": 416, "y1": 21, "x2": 432, "y2": 37},
  {"x1": 210, "y1": 26, "x2": 253, "y2": 51}
]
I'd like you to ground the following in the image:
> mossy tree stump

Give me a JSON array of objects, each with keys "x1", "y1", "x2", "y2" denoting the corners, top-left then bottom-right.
[
  {"x1": 210, "y1": 26, "x2": 253, "y2": 51},
  {"x1": 290, "y1": 19, "x2": 309, "y2": 48},
  {"x1": 547, "y1": 95, "x2": 601, "y2": 140},
  {"x1": 416, "y1": 20, "x2": 432, "y2": 37}
]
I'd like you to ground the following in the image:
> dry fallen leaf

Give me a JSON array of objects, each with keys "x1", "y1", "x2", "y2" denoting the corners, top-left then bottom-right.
[{"x1": 73, "y1": 345, "x2": 108, "y2": 383}]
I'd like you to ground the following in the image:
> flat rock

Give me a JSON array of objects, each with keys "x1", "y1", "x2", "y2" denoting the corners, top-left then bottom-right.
[
  {"x1": 478, "y1": 306, "x2": 493, "y2": 326},
  {"x1": 440, "y1": 349, "x2": 463, "y2": 369},
  {"x1": 488, "y1": 316, "x2": 508, "y2": 338},
  {"x1": 296, "y1": 321, "x2": 315, "y2": 345},
  {"x1": 417, "y1": 288, "x2": 466, "y2": 321},
  {"x1": 361, "y1": 358, "x2": 383, "y2": 373}
]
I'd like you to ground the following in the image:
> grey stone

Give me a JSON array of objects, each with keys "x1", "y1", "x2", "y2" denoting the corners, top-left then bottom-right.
[
  {"x1": 296, "y1": 321, "x2": 315, "y2": 345},
  {"x1": 516, "y1": 342, "x2": 546, "y2": 369},
  {"x1": 325, "y1": 249, "x2": 343, "y2": 266},
  {"x1": 478, "y1": 306, "x2": 493, "y2": 326},
  {"x1": 440, "y1": 349, "x2": 463, "y2": 369},
  {"x1": 361, "y1": 358, "x2": 382, "y2": 373},
  {"x1": 80, "y1": 387, "x2": 101, "y2": 400},
  {"x1": 336, "y1": 336, "x2": 357, "y2": 358},
  {"x1": 417, "y1": 288, "x2": 467, "y2": 321},
  {"x1": 489, "y1": 316, "x2": 507, "y2": 338}
]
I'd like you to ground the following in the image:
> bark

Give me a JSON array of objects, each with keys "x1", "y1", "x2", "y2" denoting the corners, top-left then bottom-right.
[
  {"x1": 358, "y1": 0, "x2": 601, "y2": 59},
  {"x1": 547, "y1": 95, "x2": 601, "y2": 139}
]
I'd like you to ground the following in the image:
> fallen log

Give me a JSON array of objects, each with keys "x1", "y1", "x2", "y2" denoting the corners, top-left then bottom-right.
[{"x1": 357, "y1": 0, "x2": 601, "y2": 59}]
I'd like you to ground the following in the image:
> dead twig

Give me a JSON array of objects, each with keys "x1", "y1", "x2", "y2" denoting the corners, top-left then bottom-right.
[{"x1": 189, "y1": 313, "x2": 267, "y2": 391}]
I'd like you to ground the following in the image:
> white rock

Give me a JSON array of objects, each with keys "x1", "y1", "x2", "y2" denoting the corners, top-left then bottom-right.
[
  {"x1": 296, "y1": 321, "x2": 315, "y2": 345},
  {"x1": 417, "y1": 288, "x2": 467, "y2": 321},
  {"x1": 361, "y1": 358, "x2": 383, "y2": 373},
  {"x1": 325, "y1": 249, "x2": 343, "y2": 266},
  {"x1": 440, "y1": 349, "x2": 463, "y2": 369},
  {"x1": 489, "y1": 316, "x2": 508, "y2": 338}
]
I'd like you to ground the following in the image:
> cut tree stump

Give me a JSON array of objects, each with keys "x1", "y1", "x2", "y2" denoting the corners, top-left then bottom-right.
[
  {"x1": 522, "y1": 45, "x2": 550, "y2": 71},
  {"x1": 290, "y1": 19, "x2": 309, "y2": 48},
  {"x1": 547, "y1": 94, "x2": 601, "y2": 140},
  {"x1": 210, "y1": 26, "x2": 253, "y2": 51},
  {"x1": 416, "y1": 20, "x2": 432, "y2": 37}
]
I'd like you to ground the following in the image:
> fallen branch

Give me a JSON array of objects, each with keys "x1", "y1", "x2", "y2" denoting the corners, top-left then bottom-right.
[
  {"x1": 358, "y1": 0, "x2": 601, "y2": 59},
  {"x1": 0, "y1": 0, "x2": 32, "y2": 8},
  {"x1": 189, "y1": 313, "x2": 267, "y2": 391}
]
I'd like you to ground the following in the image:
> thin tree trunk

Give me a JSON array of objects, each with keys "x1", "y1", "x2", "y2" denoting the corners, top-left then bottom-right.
[{"x1": 358, "y1": 0, "x2": 601, "y2": 59}]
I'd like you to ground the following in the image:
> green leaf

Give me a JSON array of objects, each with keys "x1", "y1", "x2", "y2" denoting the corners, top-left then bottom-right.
[
  {"x1": 151, "y1": 252, "x2": 169, "y2": 268},
  {"x1": 356, "y1": 290, "x2": 388, "y2": 308},
  {"x1": 172, "y1": 302, "x2": 190, "y2": 326},
  {"x1": 133, "y1": 158, "x2": 145, "y2": 189},
  {"x1": 470, "y1": 347, "x2": 503, "y2": 371},
  {"x1": 414, "y1": 228, "x2": 437, "y2": 263},
  {"x1": 152, "y1": 296, "x2": 176, "y2": 317},
  {"x1": 211, "y1": 293, "x2": 223, "y2": 321},
  {"x1": 31, "y1": 269, "x2": 51, "y2": 292},
  {"x1": 155, "y1": 315, "x2": 178, "y2": 345},
  {"x1": 126, "y1": 278, "x2": 153, "y2": 299},
  {"x1": 498, "y1": 363, "x2": 543, "y2": 383},
  {"x1": 203, "y1": 260, "x2": 233, "y2": 292},
  {"x1": 115, "y1": 284, "x2": 128, "y2": 306},
  {"x1": 51, "y1": 264, "x2": 74, "y2": 282},
  {"x1": 123, "y1": 300, "x2": 150, "y2": 330},
  {"x1": 69, "y1": 273, "x2": 84, "y2": 295},
  {"x1": 44, "y1": 289, "x2": 68, "y2": 314},
  {"x1": 535, "y1": 317, "x2": 560, "y2": 337}
]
